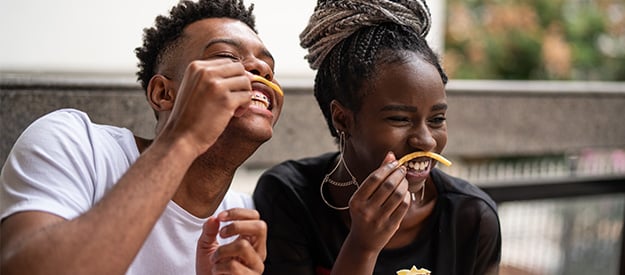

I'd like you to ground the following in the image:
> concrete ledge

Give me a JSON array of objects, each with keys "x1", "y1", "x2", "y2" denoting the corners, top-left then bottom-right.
[
  {"x1": 2, "y1": 73, "x2": 624, "y2": 169},
  {"x1": 445, "y1": 81, "x2": 625, "y2": 157}
]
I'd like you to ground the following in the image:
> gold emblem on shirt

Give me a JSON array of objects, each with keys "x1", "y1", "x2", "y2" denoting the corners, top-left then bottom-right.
[{"x1": 396, "y1": 265, "x2": 431, "y2": 275}]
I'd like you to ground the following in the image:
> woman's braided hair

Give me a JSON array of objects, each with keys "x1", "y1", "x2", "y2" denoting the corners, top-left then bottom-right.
[
  {"x1": 300, "y1": 0, "x2": 448, "y2": 138},
  {"x1": 135, "y1": 0, "x2": 256, "y2": 92}
]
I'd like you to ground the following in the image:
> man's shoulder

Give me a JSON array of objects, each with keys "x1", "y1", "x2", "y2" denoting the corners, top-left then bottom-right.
[
  {"x1": 29, "y1": 108, "x2": 89, "y2": 129},
  {"x1": 35, "y1": 108, "x2": 127, "y2": 132},
  {"x1": 9, "y1": 108, "x2": 138, "y2": 171},
  {"x1": 28, "y1": 108, "x2": 133, "y2": 145},
  {"x1": 25, "y1": 108, "x2": 102, "y2": 138}
]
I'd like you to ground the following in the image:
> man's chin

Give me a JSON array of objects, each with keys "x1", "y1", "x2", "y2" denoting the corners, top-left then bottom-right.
[
  {"x1": 201, "y1": 127, "x2": 271, "y2": 164},
  {"x1": 223, "y1": 119, "x2": 274, "y2": 144}
]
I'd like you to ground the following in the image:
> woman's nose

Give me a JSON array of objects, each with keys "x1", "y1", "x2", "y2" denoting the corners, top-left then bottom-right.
[{"x1": 408, "y1": 123, "x2": 436, "y2": 152}]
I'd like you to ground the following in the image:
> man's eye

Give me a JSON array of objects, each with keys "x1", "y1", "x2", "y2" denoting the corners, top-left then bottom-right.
[{"x1": 215, "y1": 53, "x2": 240, "y2": 61}]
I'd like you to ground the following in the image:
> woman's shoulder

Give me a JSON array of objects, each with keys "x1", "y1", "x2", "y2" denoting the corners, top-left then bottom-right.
[
  {"x1": 254, "y1": 152, "x2": 337, "y2": 204},
  {"x1": 260, "y1": 152, "x2": 337, "y2": 185},
  {"x1": 432, "y1": 169, "x2": 498, "y2": 213},
  {"x1": 432, "y1": 170, "x2": 501, "y2": 242}
]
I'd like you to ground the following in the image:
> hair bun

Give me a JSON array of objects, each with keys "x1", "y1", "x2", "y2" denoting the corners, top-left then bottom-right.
[{"x1": 300, "y1": 0, "x2": 432, "y2": 69}]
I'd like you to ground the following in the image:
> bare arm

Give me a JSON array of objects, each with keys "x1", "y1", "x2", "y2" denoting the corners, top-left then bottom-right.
[{"x1": 0, "y1": 59, "x2": 253, "y2": 275}]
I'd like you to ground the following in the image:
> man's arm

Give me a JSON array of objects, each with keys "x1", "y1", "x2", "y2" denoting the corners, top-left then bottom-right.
[{"x1": 1, "y1": 59, "x2": 253, "y2": 275}]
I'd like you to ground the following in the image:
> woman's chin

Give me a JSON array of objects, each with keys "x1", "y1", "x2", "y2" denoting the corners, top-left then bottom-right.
[{"x1": 408, "y1": 178, "x2": 426, "y2": 193}]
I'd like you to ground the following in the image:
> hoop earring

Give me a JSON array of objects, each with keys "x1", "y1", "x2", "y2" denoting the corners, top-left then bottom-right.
[{"x1": 320, "y1": 131, "x2": 359, "y2": 210}]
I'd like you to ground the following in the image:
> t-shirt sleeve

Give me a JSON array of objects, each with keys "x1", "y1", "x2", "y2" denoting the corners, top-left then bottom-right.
[
  {"x1": 475, "y1": 202, "x2": 502, "y2": 275},
  {"x1": 1, "y1": 110, "x2": 97, "y2": 221},
  {"x1": 253, "y1": 171, "x2": 316, "y2": 275}
]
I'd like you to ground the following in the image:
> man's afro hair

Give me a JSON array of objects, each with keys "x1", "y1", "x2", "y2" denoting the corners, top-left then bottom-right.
[{"x1": 135, "y1": 0, "x2": 255, "y2": 91}]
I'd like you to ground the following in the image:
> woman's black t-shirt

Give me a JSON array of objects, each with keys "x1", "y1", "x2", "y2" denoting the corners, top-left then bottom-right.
[{"x1": 253, "y1": 152, "x2": 501, "y2": 275}]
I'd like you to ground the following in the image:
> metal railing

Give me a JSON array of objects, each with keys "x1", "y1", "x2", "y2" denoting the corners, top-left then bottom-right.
[{"x1": 452, "y1": 148, "x2": 625, "y2": 275}]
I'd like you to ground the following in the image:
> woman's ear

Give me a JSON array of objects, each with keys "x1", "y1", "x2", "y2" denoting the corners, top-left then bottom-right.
[
  {"x1": 330, "y1": 100, "x2": 354, "y2": 135},
  {"x1": 146, "y1": 74, "x2": 175, "y2": 112}
]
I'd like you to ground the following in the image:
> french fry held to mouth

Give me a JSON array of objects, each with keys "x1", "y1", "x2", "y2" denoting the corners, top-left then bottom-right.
[
  {"x1": 397, "y1": 151, "x2": 452, "y2": 167},
  {"x1": 252, "y1": 75, "x2": 284, "y2": 97}
]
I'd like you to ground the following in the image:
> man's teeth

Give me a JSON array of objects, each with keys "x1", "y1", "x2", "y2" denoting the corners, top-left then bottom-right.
[
  {"x1": 251, "y1": 92, "x2": 269, "y2": 109},
  {"x1": 405, "y1": 160, "x2": 429, "y2": 172}
]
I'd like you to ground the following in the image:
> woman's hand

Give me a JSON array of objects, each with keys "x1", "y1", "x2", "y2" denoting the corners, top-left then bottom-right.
[
  {"x1": 196, "y1": 208, "x2": 267, "y2": 275},
  {"x1": 347, "y1": 151, "x2": 411, "y2": 252}
]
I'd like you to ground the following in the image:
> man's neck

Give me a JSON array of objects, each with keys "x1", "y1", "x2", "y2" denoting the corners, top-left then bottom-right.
[
  {"x1": 173, "y1": 137, "x2": 259, "y2": 218},
  {"x1": 172, "y1": 156, "x2": 236, "y2": 218},
  {"x1": 135, "y1": 134, "x2": 260, "y2": 218}
]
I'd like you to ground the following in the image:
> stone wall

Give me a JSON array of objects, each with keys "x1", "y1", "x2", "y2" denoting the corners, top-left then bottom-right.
[{"x1": 2, "y1": 73, "x2": 624, "y2": 169}]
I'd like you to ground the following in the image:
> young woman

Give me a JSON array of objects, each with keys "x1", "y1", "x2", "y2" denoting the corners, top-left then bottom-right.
[{"x1": 253, "y1": 0, "x2": 501, "y2": 274}]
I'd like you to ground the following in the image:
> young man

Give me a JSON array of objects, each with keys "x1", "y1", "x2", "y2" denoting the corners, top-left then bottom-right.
[{"x1": 0, "y1": 0, "x2": 283, "y2": 274}]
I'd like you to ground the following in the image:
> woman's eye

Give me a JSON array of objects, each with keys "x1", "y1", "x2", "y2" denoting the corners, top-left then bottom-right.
[
  {"x1": 429, "y1": 116, "x2": 447, "y2": 126},
  {"x1": 387, "y1": 116, "x2": 411, "y2": 123}
]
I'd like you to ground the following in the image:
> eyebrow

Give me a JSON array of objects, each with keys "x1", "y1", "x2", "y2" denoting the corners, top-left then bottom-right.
[
  {"x1": 380, "y1": 103, "x2": 448, "y2": 113},
  {"x1": 204, "y1": 38, "x2": 275, "y2": 63}
]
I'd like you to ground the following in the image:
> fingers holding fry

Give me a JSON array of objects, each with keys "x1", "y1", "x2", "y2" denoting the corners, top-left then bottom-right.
[{"x1": 350, "y1": 152, "x2": 399, "y2": 202}]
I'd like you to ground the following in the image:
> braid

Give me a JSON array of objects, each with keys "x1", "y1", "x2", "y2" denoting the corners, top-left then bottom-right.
[
  {"x1": 135, "y1": 0, "x2": 255, "y2": 92},
  {"x1": 301, "y1": 0, "x2": 447, "y2": 139},
  {"x1": 300, "y1": 0, "x2": 430, "y2": 70}
]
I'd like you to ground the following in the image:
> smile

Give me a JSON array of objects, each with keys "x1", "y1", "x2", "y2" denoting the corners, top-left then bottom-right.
[
  {"x1": 403, "y1": 159, "x2": 431, "y2": 173},
  {"x1": 251, "y1": 91, "x2": 270, "y2": 109}
]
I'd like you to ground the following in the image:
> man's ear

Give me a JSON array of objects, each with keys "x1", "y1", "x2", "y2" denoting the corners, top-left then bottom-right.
[
  {"x1": 330, "y1": 100, "x2": 354, "y2": 135},
  {"x1": 146, "y1": 74, "x2": 175, "y2": 112}
]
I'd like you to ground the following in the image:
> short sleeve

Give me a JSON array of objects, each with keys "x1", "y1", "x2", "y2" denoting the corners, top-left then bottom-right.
[
  {"x1": 476, "y1": 201, "x2": 502, "y2": 274},
  {"x1": 1, "y1": 110, "x2": 99, "y2": 221}
]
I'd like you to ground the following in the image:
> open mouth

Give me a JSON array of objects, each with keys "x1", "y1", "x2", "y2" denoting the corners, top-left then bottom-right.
[
  {"x1": 251, "y1": 75, "x2": 283, "y2": 111},
  {"x1": 404, "y1": 158, "x2": 432, "y2": 173},
  {"x1": 251, "y1": 91, "x2": 270, "y2": 109},
  {"x1": 252, "y1": 75, "x2": 283, "y2": 97}
]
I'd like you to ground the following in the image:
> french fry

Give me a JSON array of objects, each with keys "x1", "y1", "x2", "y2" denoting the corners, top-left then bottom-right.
[
  {"x1": 397, "y1": 151, "x2": 452, "y2": 167},
  {"x1": 252, "y1": 75, "x2": 284, "y2": 97}
]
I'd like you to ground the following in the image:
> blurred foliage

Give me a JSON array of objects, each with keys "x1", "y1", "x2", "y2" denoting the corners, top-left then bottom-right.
[{"x1": 444, "y1": 0, "x2": 625, "y2": 80}]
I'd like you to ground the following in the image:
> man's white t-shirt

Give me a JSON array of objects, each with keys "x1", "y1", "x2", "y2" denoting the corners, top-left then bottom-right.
[{"x1": 0, "y1": 109, "x2": 254, "y2": 274}]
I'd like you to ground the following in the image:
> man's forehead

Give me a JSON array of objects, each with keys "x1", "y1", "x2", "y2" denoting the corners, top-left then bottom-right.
[{"x1": 183, "y1": 17, "x2": 256, "y2": 39}]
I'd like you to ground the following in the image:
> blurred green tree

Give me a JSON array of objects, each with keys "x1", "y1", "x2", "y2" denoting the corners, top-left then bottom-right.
[{"x1": 444, "y1": 0, "x2": 625, "y2": 80}]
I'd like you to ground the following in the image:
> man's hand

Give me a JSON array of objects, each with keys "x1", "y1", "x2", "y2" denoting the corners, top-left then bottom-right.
[
  {"x1": 196, "y1": 208, "x2": 267, "y2": 275},
  {"x1": 157, "y1": 59, "x2": 254, "y2": 156}
]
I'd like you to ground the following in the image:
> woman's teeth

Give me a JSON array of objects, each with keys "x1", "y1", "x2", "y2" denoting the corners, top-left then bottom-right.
[
  {"x1": 405, "y1": 160, "x2": 429, "y2": 172},
  {"x1": 251, "y1": 92, "x2": 269, "y2": 109}
]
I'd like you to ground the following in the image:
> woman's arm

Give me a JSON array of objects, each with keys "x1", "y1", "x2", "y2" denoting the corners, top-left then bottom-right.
[{"x1": 331, "y1": 152, "x2": 410, "y2": 275}]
